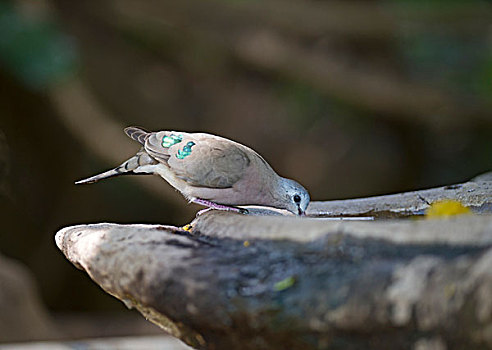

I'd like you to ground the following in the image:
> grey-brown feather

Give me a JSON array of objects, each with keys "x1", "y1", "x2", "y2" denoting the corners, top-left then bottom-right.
[
  {"x1": 170, "y1": 140, "x2": 250, "y2": 188},
  {"x1": 144, "y1": 132, "x2": 251, "y2": 189},
  {"x1": 144, "y1": 131, "x2": 172, "y2": 163},
  {"x1": 75, "y1": 148, "x2": 157, "y2": 184},
  {"x1": 124, "y1": 126, "x2": 150, "y2": 146}
]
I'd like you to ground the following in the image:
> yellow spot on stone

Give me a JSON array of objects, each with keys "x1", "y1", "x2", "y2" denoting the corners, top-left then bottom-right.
[
  {"x1": 425, "y1": 200, "x2": 471, "y2": 218},
  {"x1": 182, "y1": 224, "x2": 193, "y2": 232},
  {"x1": 243, "y1": 240, "x2": 250, "y2": 247},
  {"x1": 274, "y1": 276, "x2": 296, "y2": 291},
  {"x1": 444, "y1": 283, "x2": 456, "y2": 299}
]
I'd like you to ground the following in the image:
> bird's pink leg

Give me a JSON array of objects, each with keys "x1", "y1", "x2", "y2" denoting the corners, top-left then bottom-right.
[{"x1": 192, "y1": 198, "x2": 248, "y2": 215}]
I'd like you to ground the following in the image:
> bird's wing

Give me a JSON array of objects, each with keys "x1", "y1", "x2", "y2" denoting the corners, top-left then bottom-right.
[{"x1": 144, "y1": 131, "x2": 251, "y2": 188}]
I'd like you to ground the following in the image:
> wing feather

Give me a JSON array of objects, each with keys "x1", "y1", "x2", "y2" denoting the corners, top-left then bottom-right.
[{"x1": 144, "y1": 132, "x2": 250, "y2": 188}]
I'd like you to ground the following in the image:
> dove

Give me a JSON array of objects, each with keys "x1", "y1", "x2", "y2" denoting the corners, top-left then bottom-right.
[{"x1": 75, "y1": 127, "x2": 310, "y2": 215}]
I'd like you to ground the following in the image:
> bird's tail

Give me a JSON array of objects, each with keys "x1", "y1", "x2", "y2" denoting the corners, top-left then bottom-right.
[
  {"x1": 75, "y1": 149, "x2": 157, "y2": 185},
  {"x1": 75, "y1": 167, "x2": 124, "y2": 184}
]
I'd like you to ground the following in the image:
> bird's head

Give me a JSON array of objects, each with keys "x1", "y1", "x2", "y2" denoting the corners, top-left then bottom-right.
[{"x1": 277, "y1": 178, "x2": 310, "y2": 216}]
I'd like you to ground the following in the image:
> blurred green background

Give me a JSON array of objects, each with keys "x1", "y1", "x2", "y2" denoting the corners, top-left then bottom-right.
[{"x1": 0, "y1": 0, "x2": 491, "y2": 342}]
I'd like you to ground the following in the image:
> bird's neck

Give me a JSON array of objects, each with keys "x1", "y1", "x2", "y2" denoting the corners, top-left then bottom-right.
[{"x1": 265, "y1": 176, "x2": 290, "y2": 207}]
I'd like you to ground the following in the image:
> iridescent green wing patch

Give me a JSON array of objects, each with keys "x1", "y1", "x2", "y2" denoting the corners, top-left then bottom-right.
[
  {"x1": 176, "y1": 141, "x2": 196, "y2": 159},
  {"x1": 162, "y1": 134, "x2": 183, "y2": 148}
]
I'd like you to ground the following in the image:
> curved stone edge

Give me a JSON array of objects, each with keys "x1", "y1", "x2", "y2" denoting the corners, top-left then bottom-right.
[
  {"x1": 307, "y1": 177, "x2": 491, "y2": 217},
  {"x1": 55, "y1": 221, "x2": 492, "y2": 349},
  {"x1": 55, "y1": 224, "x2": 207, "y2": 349},
  {"x1": 191, "y1": 212, "x2": 492, "y2": 245}
]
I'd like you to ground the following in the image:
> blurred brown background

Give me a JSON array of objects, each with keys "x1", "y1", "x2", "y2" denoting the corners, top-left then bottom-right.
[{"x1": 0, "y1": 0, "x2": 491, "y2": 343}]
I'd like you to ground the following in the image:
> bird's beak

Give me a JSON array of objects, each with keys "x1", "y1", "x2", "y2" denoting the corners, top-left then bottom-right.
[{"x1": 298, "y1": 208, "x2": 306, "y2": 216}]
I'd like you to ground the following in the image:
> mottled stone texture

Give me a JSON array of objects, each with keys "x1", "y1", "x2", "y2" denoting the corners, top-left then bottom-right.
[{"x1": 56, "y1": 178, "x2": 492, "y2": 350}]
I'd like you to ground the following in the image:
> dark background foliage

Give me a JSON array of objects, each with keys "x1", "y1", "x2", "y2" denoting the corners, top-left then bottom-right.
[{"x1": 0, "y1": 0, "x2": 491, "y2": 340}]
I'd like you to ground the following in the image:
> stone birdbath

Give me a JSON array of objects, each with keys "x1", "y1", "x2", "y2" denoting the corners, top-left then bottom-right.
[{"x1": 56, "y1": 173, "x2": 492, "y2": 350}]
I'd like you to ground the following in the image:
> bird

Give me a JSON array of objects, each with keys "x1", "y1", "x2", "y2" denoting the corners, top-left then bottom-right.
[{"x1": 75, "y1": 127, "x2": 310, "y2": 215}]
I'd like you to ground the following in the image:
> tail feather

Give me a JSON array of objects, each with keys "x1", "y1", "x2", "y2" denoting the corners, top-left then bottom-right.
[
  {"x1": 124, "y1": 126, "x2": 150, "y2": 146},
  {"x1": 75, "y1": 168, "x2": 124, "y2": 184},
  {"x1": 75, "y1": 149, "x2": 158, "y2": 185}
]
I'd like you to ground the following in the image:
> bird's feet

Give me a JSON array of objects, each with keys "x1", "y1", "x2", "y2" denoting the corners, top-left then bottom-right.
[{"x1": 192, "y1": 198, "x2": 249, "y2": 216}]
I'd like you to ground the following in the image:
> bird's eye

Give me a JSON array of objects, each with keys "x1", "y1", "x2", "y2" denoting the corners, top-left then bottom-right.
[{"x1": 293, "y1": 194, "x2": 301, "y2": 203}]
